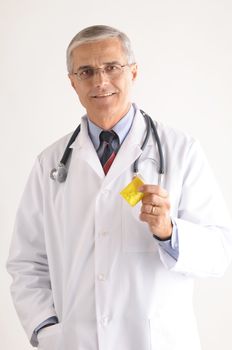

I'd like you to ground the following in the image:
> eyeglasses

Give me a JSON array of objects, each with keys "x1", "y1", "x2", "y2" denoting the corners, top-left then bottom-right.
[{"x1": 73, "y1": 63, "x2": 130, "y2": 81}]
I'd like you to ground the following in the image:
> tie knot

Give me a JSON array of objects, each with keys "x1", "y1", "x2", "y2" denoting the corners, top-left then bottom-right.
[{"x1": 99, "y1": 130, "x2": 118, "y2": 144}]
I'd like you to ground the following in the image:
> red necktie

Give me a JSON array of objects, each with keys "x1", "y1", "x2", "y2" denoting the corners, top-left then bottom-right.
[{"x1": 97, "y1": 130, "x2": 119, "y2": 174}]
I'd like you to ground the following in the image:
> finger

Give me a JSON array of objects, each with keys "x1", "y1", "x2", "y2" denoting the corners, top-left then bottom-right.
[
  {"x1": 141, "y1": 204, "x2": 153, "y2": 214},
  {"x1": 140, "y1": 211, "x2": 164, "y2": 224},
  {"x1": 141, "y1": 204, "x2": 155, "y2": 215},
  {"x1": 142, "y1": 194, "x2": 164, "y2": 207},
  {"x1": 140, "y1": 205, "x2": 165, "y2": 216},
  {"x1": 139, "y1": 184, "x2": 168, "y2": 198}
]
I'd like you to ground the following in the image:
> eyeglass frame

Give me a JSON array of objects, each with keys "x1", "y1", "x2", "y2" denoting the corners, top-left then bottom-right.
[{"x1": 72, "y1": 62, "x2": 132, "y2": 81}]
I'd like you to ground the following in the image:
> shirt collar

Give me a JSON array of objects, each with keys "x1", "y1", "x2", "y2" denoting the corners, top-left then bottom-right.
[{"x1": 86, "y1": 104, "x2": 135, "y2": 150}]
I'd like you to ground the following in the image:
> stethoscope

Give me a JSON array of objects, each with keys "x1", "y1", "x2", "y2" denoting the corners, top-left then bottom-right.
[{"x1": 50, "y1": 110, "x2": 164, "y2": 183}]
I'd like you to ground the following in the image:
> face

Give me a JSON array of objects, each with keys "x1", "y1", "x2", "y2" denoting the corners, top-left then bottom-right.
[{"x1": 68, "y1": 37, "x2": 137, "y2": 129}]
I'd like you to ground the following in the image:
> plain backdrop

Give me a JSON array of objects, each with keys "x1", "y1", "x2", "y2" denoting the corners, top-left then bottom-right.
[{"x1": 1, "y1": 0, "x2": 232, "y2": 349}]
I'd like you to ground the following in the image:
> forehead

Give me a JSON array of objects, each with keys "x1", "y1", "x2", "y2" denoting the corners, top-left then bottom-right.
[{"x1": 71, "y1": 37, "x2": 126, "y2": 67}]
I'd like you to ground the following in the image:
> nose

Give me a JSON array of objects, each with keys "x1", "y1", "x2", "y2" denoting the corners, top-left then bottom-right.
[{"x1": 92, "y1": 68, "x2": 109, "y2": 85}]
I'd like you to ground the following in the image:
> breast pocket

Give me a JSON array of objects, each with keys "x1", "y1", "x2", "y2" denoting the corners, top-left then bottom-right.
[{"x1": 122, "y1": 201, "x2": 158, "y2": 253}]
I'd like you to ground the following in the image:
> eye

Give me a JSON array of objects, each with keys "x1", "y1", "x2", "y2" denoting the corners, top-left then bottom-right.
[
  {"x1": 105, "y1": 64, "x2": 120, "y2": 73},
  {"x1": 78, "y1": 68, "x2": 94, "y2": 79}
]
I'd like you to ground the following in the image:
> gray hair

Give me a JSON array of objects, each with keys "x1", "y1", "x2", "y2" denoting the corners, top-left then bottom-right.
[{"x1": 66, "y1": 25, "x2": 135, "y2": 73}]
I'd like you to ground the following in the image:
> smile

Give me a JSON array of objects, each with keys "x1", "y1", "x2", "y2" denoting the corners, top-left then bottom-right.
[{"x1": 92, "y1": 92, "x2": 117, "y2": 98}]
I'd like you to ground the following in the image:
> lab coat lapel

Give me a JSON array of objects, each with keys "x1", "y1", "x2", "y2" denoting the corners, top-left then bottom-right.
[
  {"x1": 70, "y1": 117, "x2": 105, "y2": 179},
  {"x1": 103, "y1": 108, "x2": 153, "y2": 187}
]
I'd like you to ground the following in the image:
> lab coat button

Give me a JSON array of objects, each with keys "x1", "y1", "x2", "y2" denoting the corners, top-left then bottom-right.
[
  {"x1": 101, "y1": 316, "x2": 109, "y2": 326},
  {"x1": 102, "y1": 189, "x2": 110, "y2": 196},
  {"x1": 100, "y1": 231, "x2": 109, "y2": 237},
  {"x1": 98, "y1": 273, "x2": 106, "y2": 281}
]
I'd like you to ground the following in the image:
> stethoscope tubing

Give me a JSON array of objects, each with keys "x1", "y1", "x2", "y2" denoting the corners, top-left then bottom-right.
[{"x1": 50, "y1": 110, "x2": 164, "y2": 182}]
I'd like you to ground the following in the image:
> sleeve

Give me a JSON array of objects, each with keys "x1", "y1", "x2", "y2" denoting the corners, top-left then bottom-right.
[
  {"x1": 158, "y1": 140, "x2": 232, "y2": 277},
  {"x1": 34, "y1": 316, "x2": 59, "y2": 335},
  {"x1": 154, "y1": 219, "x2": 179, "y2": 261},
  {"x1": 6, "y1": 158, "x2": 57, "y2": 347}
]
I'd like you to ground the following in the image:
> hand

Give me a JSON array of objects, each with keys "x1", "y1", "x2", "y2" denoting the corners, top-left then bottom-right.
[{"x1": 139, "y1": 184, "x2": 173, "y2": 240}]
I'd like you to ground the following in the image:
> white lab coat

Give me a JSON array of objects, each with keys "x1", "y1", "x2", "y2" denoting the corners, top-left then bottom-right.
[{"x1": 7, "y1": 106, "x2": 232, "y2": 350}]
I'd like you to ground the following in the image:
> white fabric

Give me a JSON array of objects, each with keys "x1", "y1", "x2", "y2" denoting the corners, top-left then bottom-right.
[{"x1": 7, "y1": 106, "x2": 232, "y2": 350}]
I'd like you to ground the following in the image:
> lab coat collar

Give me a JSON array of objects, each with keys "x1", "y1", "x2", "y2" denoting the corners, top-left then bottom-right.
[{"x1": 69, "y1": 107, "x2": 153, "y2": 184}]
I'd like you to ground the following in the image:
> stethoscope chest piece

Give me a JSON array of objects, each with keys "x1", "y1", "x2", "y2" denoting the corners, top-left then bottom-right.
[{"x1": 50, "y1": 163, "x2": 68, "y2": 183}]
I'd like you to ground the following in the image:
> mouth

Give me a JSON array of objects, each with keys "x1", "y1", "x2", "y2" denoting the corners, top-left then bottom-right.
[{"x1": 91, "y1": 92, "x2": 117, "y2": 98}]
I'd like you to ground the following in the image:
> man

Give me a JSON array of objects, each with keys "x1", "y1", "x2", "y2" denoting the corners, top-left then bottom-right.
[{"x1": 7, "y1": 25, "x2": 232, "y2": 350}]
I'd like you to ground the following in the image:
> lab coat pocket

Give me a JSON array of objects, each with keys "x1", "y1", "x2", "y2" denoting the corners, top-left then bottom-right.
[
  {"x1": 149, "y1": 316, "x2": 168, "y2": 350},
  {"x1": 149, "y1": 314, "x2": 197, "y2": 350},
  {"x1": 122, "y1": 201, "x2": 157, "y2": 253},
  {"x1": 37, "y1": 323, "x2": 62, "y2": 350}
]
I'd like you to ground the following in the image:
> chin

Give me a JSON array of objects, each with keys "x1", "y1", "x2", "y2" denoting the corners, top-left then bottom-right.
[
  {"x1": 93, "y1": 104, "x2": 118, "y2": 117},
  {"x1": 87, "y1": 100, "x2": 129, "y2": 123}
]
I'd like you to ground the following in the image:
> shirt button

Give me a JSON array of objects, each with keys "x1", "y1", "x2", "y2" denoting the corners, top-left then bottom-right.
[{"x1": 97, "y1": 273, "x2": 106, "y2": 281}]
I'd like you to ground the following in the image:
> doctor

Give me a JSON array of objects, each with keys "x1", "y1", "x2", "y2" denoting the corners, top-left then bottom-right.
[{"x1": 7, "y1": 25, "x2": 232, "y2": 350}]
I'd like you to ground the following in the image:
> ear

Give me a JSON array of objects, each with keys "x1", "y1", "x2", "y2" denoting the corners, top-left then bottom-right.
[
  {"x1": 130, "y1": 63, "x2": 138, "y2": 81},
  {"x1": 68, "y1": 74, "x2": 76, "y2": 89}
]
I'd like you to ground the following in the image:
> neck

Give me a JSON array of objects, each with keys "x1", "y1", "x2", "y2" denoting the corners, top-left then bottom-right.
[
  {"x1": 96, "y1": 117, "x2": 121, "y2": 130},
  {"x1": 88, "y1": 104, "x2": 131, "y2": 130}
]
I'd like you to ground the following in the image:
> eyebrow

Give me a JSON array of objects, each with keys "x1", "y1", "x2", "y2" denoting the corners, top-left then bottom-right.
[{"x1": 76, "y1": 61, "x2": 122, "y2": 71}]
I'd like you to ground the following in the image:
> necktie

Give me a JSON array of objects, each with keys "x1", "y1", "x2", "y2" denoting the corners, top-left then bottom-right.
[{"x1": 97, "y1": 130, "x2": 120, "y2": 174}]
